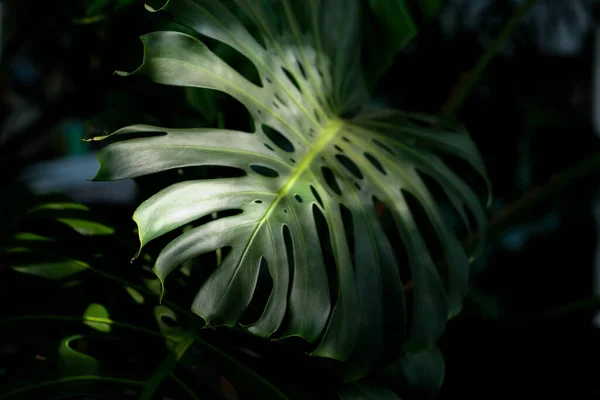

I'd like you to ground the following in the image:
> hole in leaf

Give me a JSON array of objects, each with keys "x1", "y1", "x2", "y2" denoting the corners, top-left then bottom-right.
[
  {"x1": 373, "y1": 139, "x2": 396, "y2": 156},
  {"x1": 373, "y1": 196, "x2": 414, "y2": 334},
  {"x1": 282, "y1": 224, "x2": 295, "y2": 293},
  {"x1": 365, "y1": 152, "x2": 386, "y2": 175},
  {"x1": 264, "y1": 143, "x2": 275, "y2": 151},
  {"x1": 335, "y1": 154, "x2": 363, "y2": 179},
  {"x1": 314, "y1": 110, "x2": 322, "y2": 124},
  {"x1": 240, "y1": 258, "x2": 273, "y2": 326},
  {"x1": 251, "y1": 165, "x2": 279, "y2": 178},
  {"x1": 220, "y1": 1, "x2": 267, "y2": 49},
  {"x1": 463, "y1": 205, "x2": 477, "y2": 238},
  {"x1": 416, "y1": 171, "x2": 462, "y2": 228},
  {"x1": 136, "y1": 166, "x2": 247, "y2": 198},
  {"x1": 342, "y1": 137, "x2": 351, "y2": 143},
  {"x1": 213, "y1": 209, "x2": 244, "y2": 220},
  {"x1": 220, "y1": 246, "x2": 233, "y2": 260},
  {"x1": 262, "y1": 124, "x2": 294, "y2": 153},
  {"x1": 334, "y1": 145, "x2": 343, "y2": 153},
  {"x1": 408, "y1": 116, "x2": 435, "y2": 128},
  {"x1": 355, "y1": 183, "x2": 361, "y2": 190},
  {"x1": 218, "y1": 96, "x2": 254, "y2": 132},
  {"x1": 373, "y1": 196, "x2": 411, "y2": 284},
  {"x1": 282, "y1": 67, "x2": 302, "y2": 93},
  {"x1": 272, "y1": 101, "x2": 280, "y2": 109},
  {"x1": 462, "y1": 205, "x2": 479, "y2": 256},
  {"x1": 198, "y1": 36, "x2": 262, "y2": 88},
  {"x1": 265, "y1": 76, "x2": 272, "y2": 84},
  {"x1": 192, "y1": 246, "x2": 231, "y2": 285},
  {"x1": 274, "y1": 93, "x2": 288, "y2": 107},
  {"x1": 313, "y1": 205, "x2": 338, "y2": 307},
  {"x1": 290, "y1": 158, "x2": 295, "y2": 164},
  {"x1": 296, "y1": 60, "x2": 307, "y2": 79},
  {"x1": 308, "y1": 128, "x2": 315, "y2": 136},
  {"x1": 161, "y1": 315, "x2": 178, "y2": 327},
  {"x1": 401, "y1": 189, "x2": 446, "y2": 280},
  {"x1": 321, "y1": 167, "x2": 341, "y2": 195},
  {"x1": 441, "y1": 155, "x2": 488, "y2": 204},
  {"x1": 283, "y1": 209, "x2": 287, "y2": 214},
  {"x1": 254, "y1": 200, "x2": 262, "y2": 204},
  {"x1": 340, "y1": 204, "x2": 355, "y2": 273},
  {"x1": 294, "y1": 194, "x2": 303, "y2": 203},
  {"x1": 310, "y1": 185, "x2": 324, "y2": 208}
]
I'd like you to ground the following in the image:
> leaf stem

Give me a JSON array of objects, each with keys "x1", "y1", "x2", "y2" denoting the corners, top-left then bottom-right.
[
  {"x1": 0, "y1": 314, "x2": 288, "y2": 399},
  {"x1": 0, "y1": 376, "x2": 143, "y2": 399},
  {"x1": 170, "y1": 373, "x2": 200, "y2": 400},
  {"x1": 138, "y1": 332, "x2": 195, "y2": 400},
  {"x1": 440, "y1": 0, "x2": 537, "y2": 116}
]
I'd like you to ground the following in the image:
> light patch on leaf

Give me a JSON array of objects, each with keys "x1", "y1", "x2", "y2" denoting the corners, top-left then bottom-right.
[
  {"x1": 57, "y1": 218, "x2": 115, "y2": 236},
  {"x1": 84, "y1": 303, "x2": 112, "y2": 333}
]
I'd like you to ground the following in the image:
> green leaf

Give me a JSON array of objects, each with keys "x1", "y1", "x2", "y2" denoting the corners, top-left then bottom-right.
[
  {"x1": 93, "y1": 0, "x2": 488, "y2": 379},
  {"x1": 125, "y1": 286, "x2": 146, "y2": 304},
  {"x1": 59, "y1": 335, "x2": 99, "y2": 376},
  {"x1": 419, "y1": 0, "x2": 442, "y2": 21},
  {"x1": 85, "y1": 0, "x2": 113, "y2": 16},
  {"x1": 154, "y1": 305, "x2": 185, "y2": 343},
  {"x1": 11, "y1": 260, "x2": 89, "y2": 280},
  {"x1": 57, "y1": 218, "x2": 115, "y2": 236},
  {"x1": 12, "y1": 232, "x2": 54, "y2": 242},
  {"x1": 83, "y1": 303, "x2": 112, "y2": 333},
  {"x1": 363, "y1": 0, "x2": 443, "y2": 89},
  {"x1": 383, "y1": 346, "x2": 445, "y2": 395},
  {"x1": 28, "y1": 202, "x2": 90, "y2": 213},
  {"x1": 368, "y1": 0, "x2": 417, "y2": 46}
]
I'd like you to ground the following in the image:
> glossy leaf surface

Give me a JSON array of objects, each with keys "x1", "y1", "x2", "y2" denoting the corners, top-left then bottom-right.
[{"x1": 92, "y1": 0, "x2": 488, "y2": 377}]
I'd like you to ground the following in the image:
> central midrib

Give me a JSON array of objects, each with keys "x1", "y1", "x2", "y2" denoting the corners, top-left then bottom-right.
[{"x1": 237, "y1": 118, "x2": 343, "y2": 268}]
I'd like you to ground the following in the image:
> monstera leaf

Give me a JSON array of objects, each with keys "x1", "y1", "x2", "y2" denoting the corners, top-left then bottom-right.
[{"x1": 90, "y1": 0, "x2": 488, "y2": 378}]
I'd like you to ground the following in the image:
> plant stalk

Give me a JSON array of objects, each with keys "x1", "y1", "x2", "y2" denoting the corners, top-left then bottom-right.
[{"x1": 440, "y1": 0, "x2": 537, "y2": 116}]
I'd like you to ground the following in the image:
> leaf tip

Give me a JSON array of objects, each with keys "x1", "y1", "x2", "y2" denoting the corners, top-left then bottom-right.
[
  {"x1": 144, "y1": 0, "x2": 169, "y2": 13},
  {"x1": 114, "y1": 69, "x2": 132, "y2": 77}
]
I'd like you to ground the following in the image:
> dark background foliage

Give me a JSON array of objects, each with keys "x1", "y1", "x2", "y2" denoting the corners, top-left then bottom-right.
[{"x1": 1, "y1": 0, "x2": 599, "y2": 398}]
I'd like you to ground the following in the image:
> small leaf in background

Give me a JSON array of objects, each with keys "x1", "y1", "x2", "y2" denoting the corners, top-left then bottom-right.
[
  {"x1": 369, "y1": 0, "x2": 417, "y2": 44},
  {"x1": 154, "y1": 305, "x2": 185, "y2": 343},
  {"x1": 419, "y1": 0, "x2": 442, "y2": 21},
  {"x1": 142, "y1": 277, "x2": 162, "y2": 297},
  {"x1": 402, "y1": 348, "x2": 445, "y2": 392},
  {"x1": 12, "y1": 232, "x2": 54, "y2": 242},
  {"x1": 86, "y1": 0, "x2": 112, "y2": 16},
  {"x1": 61, "y1": 279, "x2": 84, "y2": 289},
  {"x1": 28, "y1": 202, "x2": 90, "y2": 213},
  {"x1": 59, "y1": 335, "x2": 99, "y2": 376},
  {"x1": 84, "y1": 303, "x2": 112, "y2": 333},
  {"x1": 363, "y1": 0, "x2": 417, "y2": 89},
  {"x1": 11, "y1": 260, "x2": 89, "y2": 280},
  {"x1": 337, "y1": 382, "x2": 400, "y2": 399},
  {"x1": 383, "y1": 346, "x2": 445, "y2": 395},
  {"x1": 57, "y1": 218, "x2": 115, "y2": 236},
  {"x1": 363, "y1": 0, "x2": 443, "y2": 89},
  {"x1": 125, "y1": 286, "x2": 145, "y2": 304}
]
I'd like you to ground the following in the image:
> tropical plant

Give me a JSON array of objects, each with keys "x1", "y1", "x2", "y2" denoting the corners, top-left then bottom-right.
[{"x1": 88, "y1": 0, "x2": 489, "y2": 382}]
